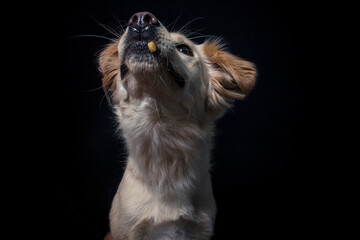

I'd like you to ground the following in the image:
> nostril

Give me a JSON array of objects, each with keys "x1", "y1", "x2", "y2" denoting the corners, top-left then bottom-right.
[
  {"x1": 143, "y1": 14, "x2": 151, "y2": 24},
  {"x1": 141, "y1": 13, "x2": 158, "y2": 25},
  {"x1": 146, "y1": 13, "x2": 159, "y2": 25},
  {"x1": 128, "y1": 14, "x2": 138, "y2": 26}
]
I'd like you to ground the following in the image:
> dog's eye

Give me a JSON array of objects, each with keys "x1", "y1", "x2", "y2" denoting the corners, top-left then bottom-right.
[{"x1": 176, "y1": 44, "x2": 193, "y2": 57}]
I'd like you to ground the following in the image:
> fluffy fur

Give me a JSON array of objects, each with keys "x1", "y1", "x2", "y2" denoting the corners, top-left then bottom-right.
[{"x1": 99, "y1": 14, "x2": 256, "y2": 240}]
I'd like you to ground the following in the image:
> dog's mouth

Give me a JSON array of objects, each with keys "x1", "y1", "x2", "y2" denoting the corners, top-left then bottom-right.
[
  {"x1": 167, "y1": 62, "x2": 185, "y2": 88},
  {"x1": 120, "y1": 60, "x2": 185, "y2": 88}
]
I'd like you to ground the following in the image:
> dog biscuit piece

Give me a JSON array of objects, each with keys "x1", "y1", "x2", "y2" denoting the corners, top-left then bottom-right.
[{"x1": 148, "y1": 41, "x2": 157, "y2": 53}]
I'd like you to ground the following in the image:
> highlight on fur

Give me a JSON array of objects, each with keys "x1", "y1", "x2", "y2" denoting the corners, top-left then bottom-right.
[
  {"x1": 202, "y1": 40, "x2": 256, "y2": 113},
  {"x1": 99, "y1": 40, "x2": 120, "y2": 95},
  {"x1": 98, "y1": 11, "x2": 256, "y2": 240}
]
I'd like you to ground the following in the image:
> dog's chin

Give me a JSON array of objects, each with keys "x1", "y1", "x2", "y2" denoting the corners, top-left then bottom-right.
[
  {"x1": 126, "y1": 54, "x2": 160, "y2": 73},
  {"x1": 124, "y1": 41, "x2": 160, "y2": 73}
]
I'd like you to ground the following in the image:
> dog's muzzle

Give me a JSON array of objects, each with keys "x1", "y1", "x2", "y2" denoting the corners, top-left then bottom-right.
[
  {"x1": 123, "y1": 12, "x2": 185, "y2": 87},
  {"x1": 123, "y1": 11, "x2": 161, "y2": 62}
]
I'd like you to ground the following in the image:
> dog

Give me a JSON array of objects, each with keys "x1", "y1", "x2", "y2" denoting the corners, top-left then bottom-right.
[{"x1": 99, "y1": 11, "x2": 256, "y2": 240}]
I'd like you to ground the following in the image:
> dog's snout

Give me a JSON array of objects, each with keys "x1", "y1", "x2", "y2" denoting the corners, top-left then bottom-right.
[
  {"x1": 128, "y1": 12, "x2": 159, "y2": 31},
  {"x1": 124, "y1": 11, "x2": 162, "y2": 59}
]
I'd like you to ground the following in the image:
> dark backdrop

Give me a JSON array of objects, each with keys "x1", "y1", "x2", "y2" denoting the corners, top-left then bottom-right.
[{"x1": 49, "y1": 0, "x2": 306, "y2": 239}]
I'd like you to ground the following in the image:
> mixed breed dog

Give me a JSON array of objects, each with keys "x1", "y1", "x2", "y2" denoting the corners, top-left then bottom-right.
[{"x1": 98, "y1": 11, "x2": 256, "y2": 240}]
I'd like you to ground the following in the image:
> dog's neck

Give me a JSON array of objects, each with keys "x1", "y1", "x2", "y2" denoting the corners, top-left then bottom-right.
[{"x1": 117, "y1": 98, "x2": 214, "y2": 191}]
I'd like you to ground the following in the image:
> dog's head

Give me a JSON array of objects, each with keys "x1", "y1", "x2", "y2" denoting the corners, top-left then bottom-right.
[{"x1": 99, "y1": 12, "x2": 256, "y2": 122}]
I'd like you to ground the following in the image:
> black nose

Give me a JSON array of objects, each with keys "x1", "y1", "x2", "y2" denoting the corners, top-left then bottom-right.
[{"x1": 128, "y1": 11, "x2": 159, "y2": 31}]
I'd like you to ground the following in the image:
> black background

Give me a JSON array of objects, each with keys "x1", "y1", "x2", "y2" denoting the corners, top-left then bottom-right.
[{"x1": 43, "y1": 0, "x2": 306, "y2": 239}]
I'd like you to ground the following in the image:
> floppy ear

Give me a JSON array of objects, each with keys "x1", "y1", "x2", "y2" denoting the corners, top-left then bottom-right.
[
  {"x1": 98, "y1": 40, "x2": 120, "y2": 94},
  {"x1": 202, "y1": 40, "x2": 256, "y2": 113}
]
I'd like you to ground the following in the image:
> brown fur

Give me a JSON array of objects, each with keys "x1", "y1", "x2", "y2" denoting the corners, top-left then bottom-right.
[
  {"x1": 202, "y1": 40, "x2": 256, "y2": 112},
  {"x1": 99, "y1": 40, "x2": 120, "y2": 94}
]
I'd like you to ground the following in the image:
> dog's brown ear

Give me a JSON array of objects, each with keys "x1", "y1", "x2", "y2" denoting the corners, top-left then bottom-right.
[
  {"x1": 98, "y1": 40, "x2": 120, "y2": 94},
  {"x1": 202, "y1": 40, "x2": 256, "y2": 113}
]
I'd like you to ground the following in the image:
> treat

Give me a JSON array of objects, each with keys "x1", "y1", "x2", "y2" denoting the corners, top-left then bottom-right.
[{"x1": 148, "y1": 41, "x2": 157, "y2": 53}]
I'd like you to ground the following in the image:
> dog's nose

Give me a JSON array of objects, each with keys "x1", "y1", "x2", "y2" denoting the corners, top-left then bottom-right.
[{"x1": 128, "y1": 11, "x2": 159, "y2": 31}]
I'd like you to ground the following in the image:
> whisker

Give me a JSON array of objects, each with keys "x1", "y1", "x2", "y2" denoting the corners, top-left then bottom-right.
[
  {"x1": 85, "y1": 13, "x2": 123, "y2": 39},
  {"x1": 68, "y1": 34, "x2": 117, "y2": 42},
  {"x1": 99, "y1": 93, "x2": 109, "y2": 111},
  {"x1": 81, "y1": 85, "x2": 104, "y2": 93},
  {"x1": 180, "y1": 28, "x2": 206, "y2": 36},
  {"x1": 112, "y1": 15, "x2": 127, "y2": 34},
  {"x1": 93, "y1": 47, "x2": 107, "y2": 59},
  {"x1": 151, "y1": 76, "x2": 161, "y2": 91},
  {"x1": 149, "y1": 69, "x2": 161, "y2": 91},
  {"x1": 159, "y1": 73, "x2": 169, "y2": 90},
  {"x1": 177, "y1": 17, "x2": 206, "y2": 33},
  {"x1": 168, "y1": 14, "x2": 182, "y2": 32},
  {"x1": 97, "y1": 22, "x2": 122, "y2": 38},
  {"x1": 187, "y1": 35, "x2": 217, "y2": 40}
]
